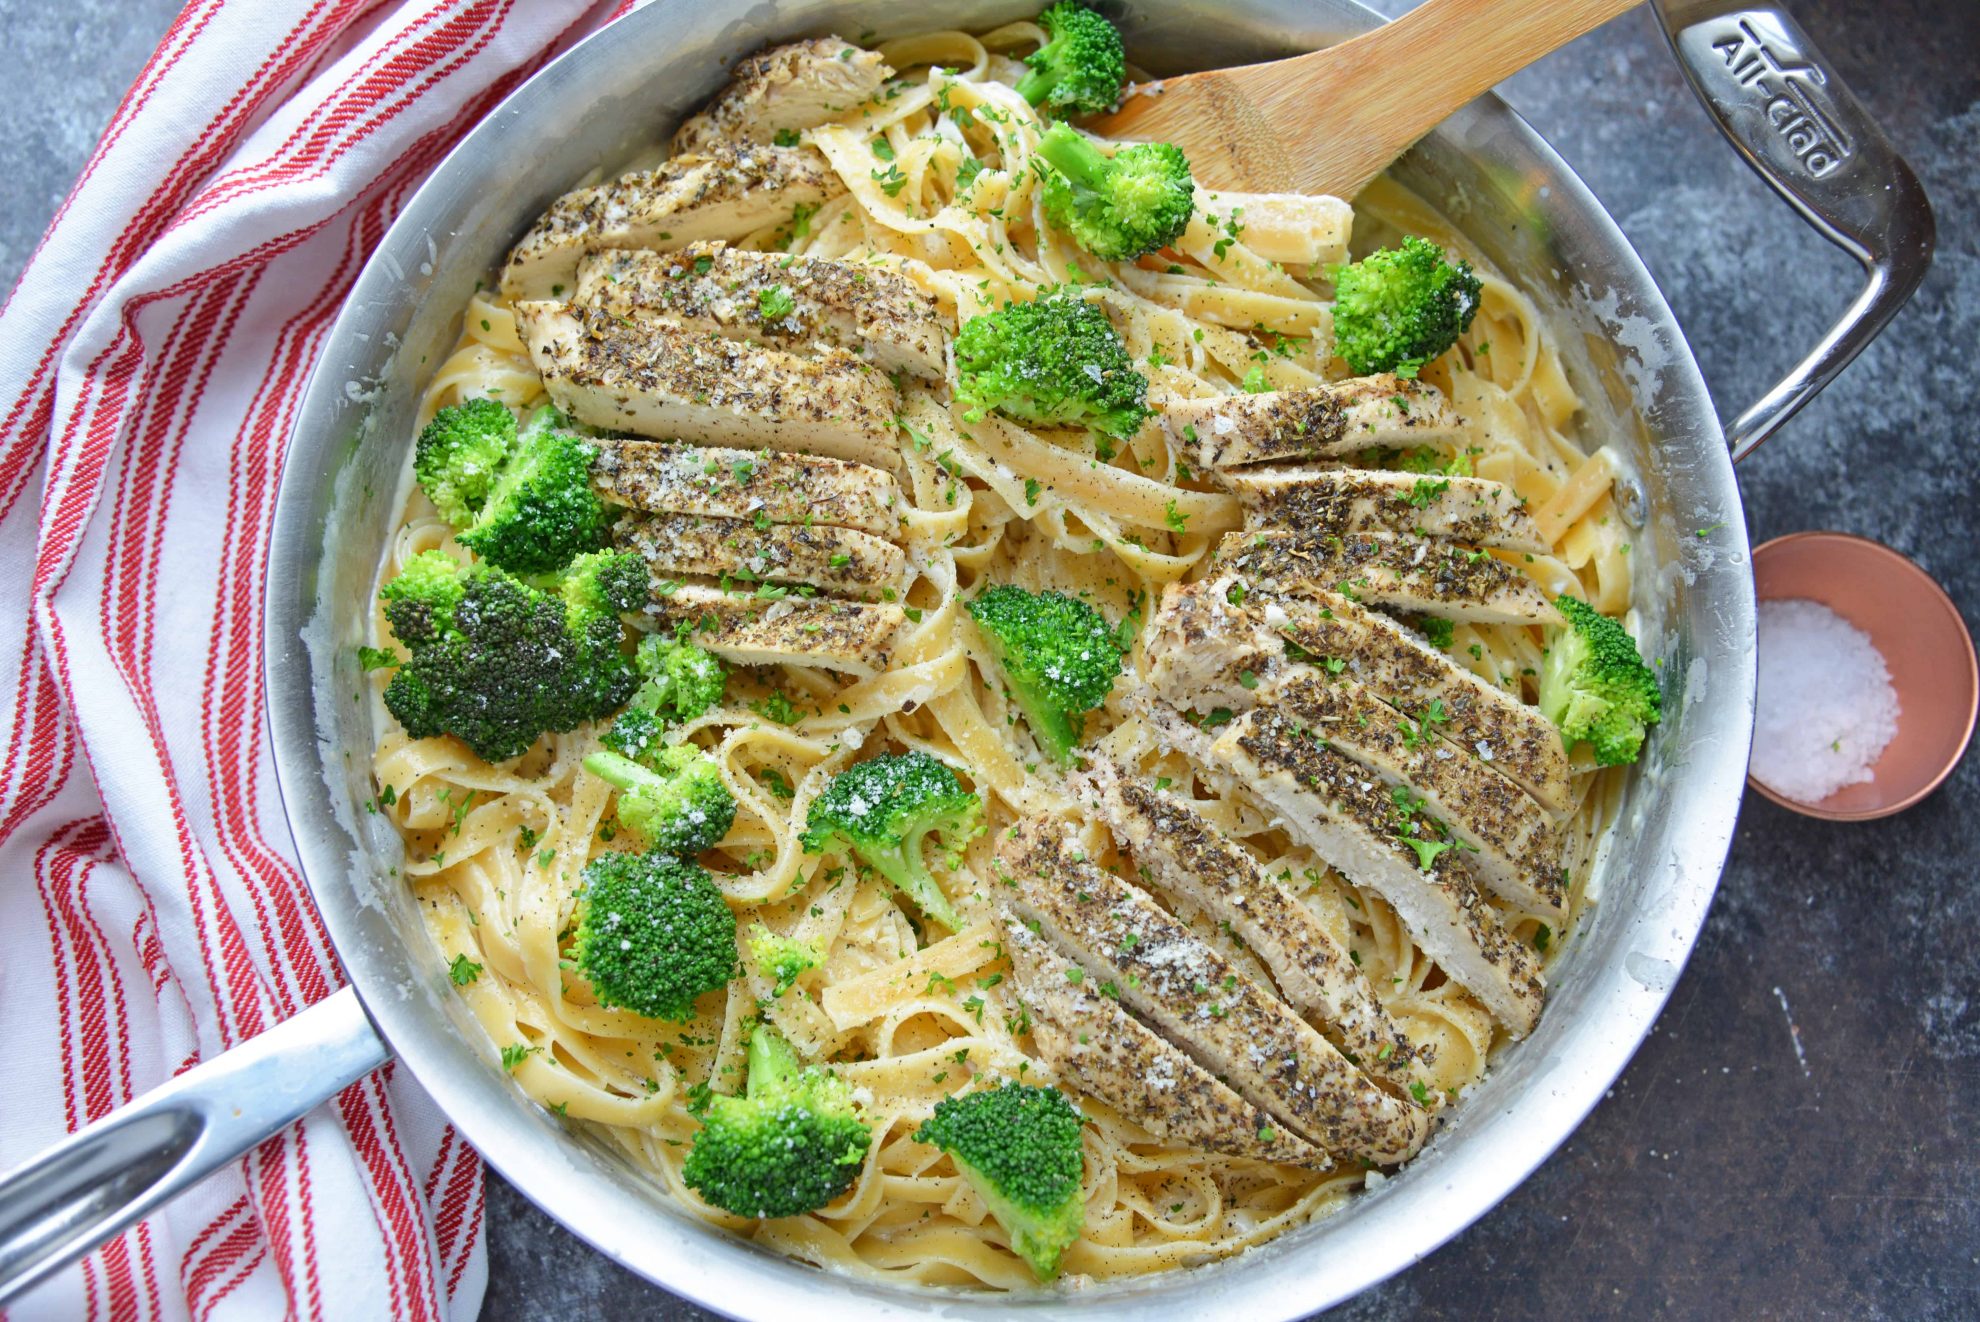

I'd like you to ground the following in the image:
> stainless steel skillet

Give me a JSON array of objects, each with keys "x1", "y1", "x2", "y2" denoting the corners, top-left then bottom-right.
[{"x1": 0, "y1": 0, "x2": 1931, "y2": 1314}]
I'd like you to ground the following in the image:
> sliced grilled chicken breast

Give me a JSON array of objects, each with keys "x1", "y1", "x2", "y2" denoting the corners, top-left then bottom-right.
[
  {"x1": 1076, "y1": 759, "x2": 1428, "y2": 1096},
  {"x1": 1149, "y1": 577, "x2": 1571, "y2": 813},
  {"x1": 670, "y1": 38, "x2": 889, "y2": 156},
  {"x1": 1140, "y1": 588, "x2": 1565, "y2": 918},
  {"x1": 1163, "y1": 376, "x2": 1458, "y2": 471},
  {"x1": 1225, "y1": 467, "x2": 1547, "y2": 555},
  {"x1": 590, "y1": 438, "x2": 900, "y2": 537},
  {"x1": 999, "y1": 816, "x2": 1432, "y2": 1164},
  {"x1": 615, "y1": 511, "x2": 906, "y2": 599},
  {"x1": 1246, "y1": 673, "x2": 1565, "y2": 919},
  {"x1": 1195, "y1": 702, "x2": 1544, "y2": 1035},
  {"x1": 1003, "y1": 918, "x2": 1330, "y2": 1169},
  {"x1": 501, "y1": 145, "x2": 844, "y2": 301},
  {"x1": 644, "y1": 584, "x2": 903, "y2": 676},
  {"x1": 515, "y1": 302, "x2": 899, "y2": 469},
  {"x1": 1124, "y1": 695, "x2": 1542, "y2": 1035},
  {"x1": 574, "y1": 245, "x2": 949, "y2": 381},
  {"x1": 1216, "y1": 530, "x2": 1561, "y2": 626}
]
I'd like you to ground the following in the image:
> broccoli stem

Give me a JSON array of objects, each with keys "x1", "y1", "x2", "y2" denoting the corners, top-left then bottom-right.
[
  {"x1": 746, "y1": 1023, "x2": 797, "y2": 1095},
  {"x1": 584, "y1": 748, "x2": 649, "y2": 793},
  {"x1": 1014, "y1": 64, "x2": 1060, "y2": 106},
  {"x1": 1036, "y1": 123, "x2": 1110, "y2": 191},
  {"x1": 867, "y1": 822, "x2": 964, "y2": 933}
]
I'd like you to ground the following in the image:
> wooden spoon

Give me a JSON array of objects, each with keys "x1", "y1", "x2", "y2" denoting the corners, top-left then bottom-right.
[{"x1": 1090, "y1": 0, "x2": 1641, "y2": 196}]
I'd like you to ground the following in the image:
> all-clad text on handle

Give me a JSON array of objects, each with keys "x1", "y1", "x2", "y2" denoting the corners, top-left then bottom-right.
[{"x1": 1653, "y1": 0, "x2": 1933, "y2": 462}]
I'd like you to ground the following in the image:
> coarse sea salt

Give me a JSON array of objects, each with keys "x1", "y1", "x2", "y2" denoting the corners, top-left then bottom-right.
[{"x1": 1749, "y1": 598, "x2": 1899, "y2": 804}]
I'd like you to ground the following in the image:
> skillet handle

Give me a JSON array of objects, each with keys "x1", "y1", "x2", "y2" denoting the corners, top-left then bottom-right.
[
  {"x1": 1650, "y1": 0, "x2": 1933, "y2": 464},
  {"x1": 0, "y1": 985, "x2": 390, "y2": 1306}
]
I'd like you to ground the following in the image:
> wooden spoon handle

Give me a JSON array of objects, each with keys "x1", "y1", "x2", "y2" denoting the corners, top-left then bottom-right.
[
  {"x1": 1246, "y1": 0, "x2": 1641, "y2": 191},
  {"x1": 1122, "y1": 0, "x2": 1643, "y2": 196}
]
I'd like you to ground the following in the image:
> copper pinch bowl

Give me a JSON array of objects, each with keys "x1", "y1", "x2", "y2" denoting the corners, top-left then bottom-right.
[{"x1": 1750, "y1": 531, "x2": 1978, "y2": 820}]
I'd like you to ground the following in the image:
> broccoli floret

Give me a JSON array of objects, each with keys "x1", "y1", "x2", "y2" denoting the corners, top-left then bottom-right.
[
  {"x1": 601, "y1": 704, "x2": 666, "y2": 764},
  {"x1": 633, "y1": 633, "x2": 728, "y2": 725},
  {"x1": 583, "y1": 745, "x2": 737, "y2": 857},
  {"x1": 639, "y1": 633, "x2": 728, "y2": 721},
  {"x1": 747, "y1": 923, "x2": 822, "y2": 997},
  {"x1": 457, "y1": 407, "x2": 614, "y2": 575},
  {"x1": 414, "y1": 397, "x2": 515, "y2": 526},
  {"x1": 682, "y1": 1023, "x2": 871, "y2": 1218},
  {"x1": 954, "y1": 297, "x2": 1149, "y2": 438},
  {"x1": 379, "y1": 550, "x2": 641, "y2": 762},
  {"x1": 378, "y1": 545, "x2": 467, "y2": 623},
  {"x1": 571, "y1": 850, "x2": 738, "y2": 1020},
  {"x1": 1539, "y1": 594, "x2": 1662, "y2": 767},
  {"x1": 560, "y1": 547, "x2": 650, "y2": 624},
  {"x1": 915, "y1": 1083, "x2": 1085, "y2": 1280},
  {"x1": 1015, "y1": 2, "x2": 1127, "y2": 116},
  {"x1": 1036, "y1": 123, "x2": 1194, "y2": 261},
  {"x1": 966, "y1": 585, "x2": 1123, "y2": 763},
  {"x1": 801, "y1": 752, "x2": 981, "y2": 933},
  {"x1": 1330, "y1": 236, "x2": 1483, "y2": 377},
  {"x1": 602, "y1": 633, "x2": 728, "y2": 761}
]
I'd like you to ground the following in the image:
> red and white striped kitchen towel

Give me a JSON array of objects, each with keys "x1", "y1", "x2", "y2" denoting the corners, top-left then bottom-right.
[{"x1": 0, "y1": 2, "x2": 650, "y2": 1318}]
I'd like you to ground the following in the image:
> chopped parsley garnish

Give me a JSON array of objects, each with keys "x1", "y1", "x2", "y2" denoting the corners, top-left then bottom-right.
[
  {"x1": 757, "y1": 285, "x2": 796, "y2": 320},
  {"x1": 1406, "y1": 477, "x2": 1452, "y2": 508},
  {"x1": 1398, "y1": 699, "x2": 1450, "y2": 750},
  {"x1": 751, "y1": 691, "x2": 803, "y2": 726},
  {"x1": 1419, "y1": 616, "x2": 1456, "y2": 649}
]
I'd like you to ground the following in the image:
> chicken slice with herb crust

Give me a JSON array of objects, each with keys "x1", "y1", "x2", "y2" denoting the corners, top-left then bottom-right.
[
  {"x1": 998, "y1": 815, "x2": 1432, "y2": 1165},
  {"x1": 515, "y1": 301, "x2": 899, "y2": 470},
  {"x1": 1003, "y1": 918, "x2": 1331, "y2": 1170},
  {"x1": 615, "y1": 511, "x2": 907, "y2": 600},
  {"x1": 501, "y1": 145, "x2": 844, "y2": 302},
  {"x1": 1149, "y1": 576, "x2": 1571, "y2": 813},
  {"x1": 589, "y1": 438, "x2": 900, "y2": 536},
  {"x1": 1224, "y1": 466, "x2": 1547, "y2": 554},
  {"x1": 670, "y1": 38, "x2": 890, "y2": 156},
  {"x1": 1141, "y1": 585, "x2": 1566, "y2": 917},
  {"x1": 1163, "y1": 376, "x2": 1459, "y2": 471},
  {"x1": 1190, "y1": 668, "x2": 1565, "y2": 920},
  {"x1": 1215, "y1": 529, "x2": 1560, "y2": 626},
  {"x1": 575, "y1": 244, "x2": 948, "y2": 381},
  {"x1": 1075, "y1": 759, "x2": 1431, "y2": 1100},
  {"x1": 1129, "y1": 695, "x2": 1543, "y2": 1036},
  {"x1": 645, "y1": 584, "x2": 903, "y2": 676}
]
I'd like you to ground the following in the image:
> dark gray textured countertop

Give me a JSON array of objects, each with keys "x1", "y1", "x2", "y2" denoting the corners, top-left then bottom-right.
[{"x1": 6, "y1": 1, "x2": 1974, "y2": 1318}]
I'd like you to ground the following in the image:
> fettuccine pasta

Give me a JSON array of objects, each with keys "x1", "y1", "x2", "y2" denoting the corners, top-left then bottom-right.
[{"x1": 367, "y1": 20, "x2": 1634, "y2": 1290}]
